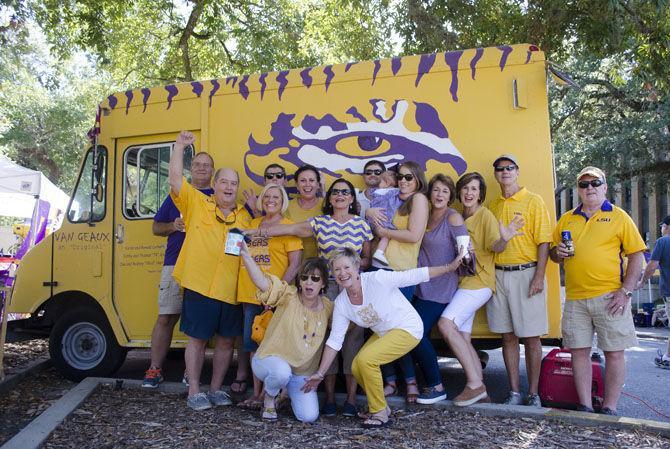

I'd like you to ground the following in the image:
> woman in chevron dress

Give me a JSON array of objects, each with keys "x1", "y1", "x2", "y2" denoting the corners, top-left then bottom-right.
[{"x1": 245, "y1": 178, "x2": 372, "y2": 416}]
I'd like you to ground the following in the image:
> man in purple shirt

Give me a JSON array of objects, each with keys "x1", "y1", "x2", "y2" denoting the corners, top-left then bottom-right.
[{"x1": 142, "y1": 151, "x2": 214, "y2": 387}]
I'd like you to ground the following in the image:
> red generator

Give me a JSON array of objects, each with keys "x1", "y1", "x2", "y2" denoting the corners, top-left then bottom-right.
[{"x1": 539, "y1": 348, "x2": 604, "y2": 411}]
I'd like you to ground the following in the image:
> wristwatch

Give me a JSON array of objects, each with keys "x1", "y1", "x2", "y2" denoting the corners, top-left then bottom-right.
[{"x1": 620, "y1": 287, "x2": 633, "y2": 298}]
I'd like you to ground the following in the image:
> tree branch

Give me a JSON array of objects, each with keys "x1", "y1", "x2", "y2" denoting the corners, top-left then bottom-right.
[
  {"x1": 218, "y1": 38, "x2": 248, "y2": 69},
  {"x1": 178, "y1": 0, "x2": 206, "y2": 81}
]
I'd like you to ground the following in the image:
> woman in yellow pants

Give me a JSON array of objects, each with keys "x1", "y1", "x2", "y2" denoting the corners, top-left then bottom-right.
[{"x1": 302, "y1": 246, "x2": 465, "y2": 427}]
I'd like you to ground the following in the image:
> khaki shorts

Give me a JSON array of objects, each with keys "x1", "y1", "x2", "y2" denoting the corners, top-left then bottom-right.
[
  {"x1": 487, "y1": 267, "x2": 548, "y2": 338},
  {"x1": 158, "y1": 265, "x2": 183, "y2": 315},
  {"x1": 562, "y1": 294, "x2": 638, "y2": 351}
]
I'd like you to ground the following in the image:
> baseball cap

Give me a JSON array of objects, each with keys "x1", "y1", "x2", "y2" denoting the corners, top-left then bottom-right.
[
  {"x1": 492, "y1": 154, "x2": 519, "y2": 167},
  {"x1": 661, "y1": 215, "x2": 670, "y2": 226},
  {"x1": 576, "y1": 166, "x2": 606, "y2": 183}
]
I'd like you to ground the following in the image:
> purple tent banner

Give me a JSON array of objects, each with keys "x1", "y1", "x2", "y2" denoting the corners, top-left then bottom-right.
[{"x1": 15, "y1": 199, "x2": 50, "y2": 260}]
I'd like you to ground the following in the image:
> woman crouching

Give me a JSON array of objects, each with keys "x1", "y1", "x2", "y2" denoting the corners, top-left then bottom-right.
[
  {"x1": 303, "y1": 246, "x2": 465, "y2": 428},
  {"x1": 240, "y1": 243, "x2": 332, "y2": 422}
]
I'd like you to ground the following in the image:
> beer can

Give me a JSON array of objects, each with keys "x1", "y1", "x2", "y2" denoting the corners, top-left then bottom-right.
[{"x1": 561, "y1": 230, "x2": 574, "y2": 254}]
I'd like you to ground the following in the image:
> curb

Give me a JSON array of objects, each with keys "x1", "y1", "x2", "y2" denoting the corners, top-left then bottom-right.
[
  {"x1": 2, "y1": 376, "x2": 668, "y2": 449},
  {"x1": 378, "y1": 394, "x2": 670, "y2": 437},
  {"x1": 0, "y1": 357, "x2": 52, "y2": 396},
  {"x1": 636, "y1": 331, "x2": 670, "y2": 341}
]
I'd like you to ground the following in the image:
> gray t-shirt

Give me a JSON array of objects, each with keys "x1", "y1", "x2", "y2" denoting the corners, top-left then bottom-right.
[
  {"x1": 651, "y1": 235, "x2": 670, "y2": 297},
  {"x1": 415, "y1": 208, "x2": 469, "y2": 304}
]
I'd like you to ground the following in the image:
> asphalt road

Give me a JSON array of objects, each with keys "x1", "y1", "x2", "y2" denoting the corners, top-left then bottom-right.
[{"x1": 114, "y1": 331, "x2": 670, "y2": 423}]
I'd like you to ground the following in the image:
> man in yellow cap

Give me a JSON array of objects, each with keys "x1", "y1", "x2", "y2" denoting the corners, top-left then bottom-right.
[{"x1": 550, "y1": 166, "x2": 645, "y2": 415}]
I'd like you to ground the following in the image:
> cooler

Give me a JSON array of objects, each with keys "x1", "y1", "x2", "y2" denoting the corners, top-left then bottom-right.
[{"x1": 539, "y1": 348, "x2": 604, "y2": 411}]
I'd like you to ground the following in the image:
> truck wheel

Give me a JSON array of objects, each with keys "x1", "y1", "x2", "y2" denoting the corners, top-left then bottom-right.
[{"x1": 49, "y1": 307, "x2": 127, "y2": 381}]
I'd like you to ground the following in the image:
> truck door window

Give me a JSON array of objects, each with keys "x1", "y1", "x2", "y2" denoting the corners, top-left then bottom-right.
[
  {"x1": 123, "y1": 143, "x2": 192, "y2": 219},
  {"x1": 67, "y1": 147, "x2": 107, "y2": 223}
]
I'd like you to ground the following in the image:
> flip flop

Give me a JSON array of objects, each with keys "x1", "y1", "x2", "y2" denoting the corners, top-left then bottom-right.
[
  {"x1": 358, "y1": 406, "x2": 391, "y2": 420},
  {"x1": 261, "y1": 406, "x2": 277, "y2": 421},
  {"x1": 230, "y1": 379, "x2": 248, "y2": 394},
  {"x1": 383, "y1": 383, "x2": 397, "y2": 397}
]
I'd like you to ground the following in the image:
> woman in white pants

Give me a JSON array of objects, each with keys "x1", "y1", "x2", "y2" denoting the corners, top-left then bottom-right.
[
  {"x1": 240, "y1": 243, "x2": 333, "y2": 422},
  {"x1": 438, "y1": 172, "x2": 524, "y2": 406}
]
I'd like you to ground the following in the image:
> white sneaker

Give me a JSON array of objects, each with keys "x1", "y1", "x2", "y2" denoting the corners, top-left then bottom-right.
[{"x1": 373, "y1": 249, "x2": 389, "y2": 265}]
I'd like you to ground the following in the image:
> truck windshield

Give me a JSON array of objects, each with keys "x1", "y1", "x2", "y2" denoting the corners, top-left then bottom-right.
[{"x1": 67, "y1": 147, "x2": 107, "y2": 223}]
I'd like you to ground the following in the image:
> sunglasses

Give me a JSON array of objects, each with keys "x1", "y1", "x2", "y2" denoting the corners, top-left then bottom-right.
[
  {"x1": 396, "y1": 173, "x2": 415, "y2": 182},
  {"x1": 299, "y1": 274, "x2": 322, "y2": 283},
  {"x1": 494, "y1": 165, "x2": 517, "y2": 172},
  {"x1": 578, "y1": 179, "x2": 604, "y2": 189},
  {"x1": 215, "y1": 209, "x2": 237, "y2": 225},
  {"x1": 364, "y1": 169, "x2": 383, "y2": 176},
  {"x1": 331, "y1": 188, "x2": 352, "y2": 196},
  {"x1": 264, "y1": 172, "x2": 285, "y2": 180}
]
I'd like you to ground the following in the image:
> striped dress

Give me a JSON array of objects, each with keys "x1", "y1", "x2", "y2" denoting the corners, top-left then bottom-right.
[{"x1": 308, "y1": 215, "x2": 373, "y2": 261}]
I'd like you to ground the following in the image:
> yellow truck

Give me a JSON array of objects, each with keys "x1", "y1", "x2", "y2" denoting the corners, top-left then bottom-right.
[{"x1": 8, "y1": 43, "x2": 562, "y2": 380}]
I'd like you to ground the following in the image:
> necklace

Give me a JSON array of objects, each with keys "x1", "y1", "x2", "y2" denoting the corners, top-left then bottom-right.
[{"x1": 302, "y1": 312, "x2": 323, "y2": 348}]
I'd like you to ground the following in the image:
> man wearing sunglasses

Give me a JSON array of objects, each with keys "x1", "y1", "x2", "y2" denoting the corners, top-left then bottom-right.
[
  {"x1": 550, "y1": 166, "x2": 645, "y2": 415},
  {"x1": 168, "y1": 131, "x2": 252, "y2": 411},
  {"x1": 356, "y1": 160, "x2": 386, "y2": 219},
  {"x1": 488, "y1": 154, "x2": 553, "y2": 408},
  {"x1": 243, "y1": 164, "x2": 288, "y2": 218}
]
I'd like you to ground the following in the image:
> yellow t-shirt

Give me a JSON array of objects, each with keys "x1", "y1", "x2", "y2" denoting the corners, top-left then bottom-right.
[
  {"x1": 237, "y1": 217, "x2": 303, "y2": 304},
  {"x1": 385, "y1": 213, "x2": 424, "y2": 271},
  {"x1": 171, "y1": 179, "x2": 251, "y2": 303},
  {"x1": 285, "y1": 198, "x2": 323, "y2": 260},
  {"x1": 489, "y1": 187, "x2": 553, "y2": 265},
  {"x1": 553, "y1": 201, "x2": 646, "y2": 300},
  {"x1": 255, "y1": 275, "x2": 334, "y2": 375},
  {"x1": 459, "y1": 207, "x2": 500, "y2": 291}
]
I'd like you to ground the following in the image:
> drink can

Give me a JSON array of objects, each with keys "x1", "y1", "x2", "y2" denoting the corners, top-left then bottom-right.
[{"x1": 561, "y1": 231, "x2": 574, "y2": 254}]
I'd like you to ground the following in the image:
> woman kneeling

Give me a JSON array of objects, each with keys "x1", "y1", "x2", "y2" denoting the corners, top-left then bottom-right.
[{"x1": 240, "y1": 244, "x2": 332, "y2": 422}]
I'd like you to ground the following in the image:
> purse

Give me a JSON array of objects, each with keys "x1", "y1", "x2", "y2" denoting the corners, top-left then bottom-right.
[{"x1": 251, "y1": 309, "x2": 274, "y2": 344}]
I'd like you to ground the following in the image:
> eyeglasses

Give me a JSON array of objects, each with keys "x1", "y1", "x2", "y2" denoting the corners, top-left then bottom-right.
[
  {"x1": 396, "y1": 173, "x2": 415, "y2": 182},
  {"x1": 265, "y1": 172, "x2": 285, "y2": 180},
  {"x1": 331, "y1": 188, "x2": 352, "y2": 196},
  {"x1": 578, "y1": 179, "x2": 604, "y2": 189},
  {"x1": 364, "y1": 169, "x2": 383, "y2": 176},
  {"x1": 215, "y1": 209, "x2": 237, "y2": 225},
  {"x1": 300, "y1": 274, "x2": 322, "y2": 283},
  {"x1": 494, "y1": 165, "x2": 517, "y2": 172}
]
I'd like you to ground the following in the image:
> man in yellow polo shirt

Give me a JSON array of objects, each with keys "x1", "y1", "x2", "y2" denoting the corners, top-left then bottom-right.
[
  {"x1": 550, "y1": 166, "x2": 644, "y2": 415},
  {"x1": 487, "y1": 154, "x2": 553, "y2": 408},
  {"x1": 169, "y1": 131, "x2": 251, "y2": 411}
]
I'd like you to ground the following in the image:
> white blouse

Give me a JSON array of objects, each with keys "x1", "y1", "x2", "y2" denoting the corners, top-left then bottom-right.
[{"x1": 325, "y1": 268, "x2": 427, "y2": 351}]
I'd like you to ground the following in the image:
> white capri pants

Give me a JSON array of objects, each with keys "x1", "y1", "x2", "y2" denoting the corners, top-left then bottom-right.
[
  {"x1": 441, "y1": 287, "x2": 493, "y2": 333},
  {"x1": 251, "y1": 355, "x2": 319, "y2": 423}
]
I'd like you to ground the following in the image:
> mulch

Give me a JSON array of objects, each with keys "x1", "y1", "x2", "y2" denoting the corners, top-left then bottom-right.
[
  {"x1": 43, "y1": 385, "x2": 670, "y2": 449},
  {"x1": 2, "y1": 338, "x2": 49, "y2": 376},
  {"x1": 0, "y1": 367, "x2": 74, "y2": 446}
]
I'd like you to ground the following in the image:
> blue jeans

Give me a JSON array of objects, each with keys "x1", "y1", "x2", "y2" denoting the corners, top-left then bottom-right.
[
  {"x1": 410, "y1": 296, "x2": 448, "y2": 388},
  {"x1": 242, "y1": 303, "x2": 264, "y2": 352}
]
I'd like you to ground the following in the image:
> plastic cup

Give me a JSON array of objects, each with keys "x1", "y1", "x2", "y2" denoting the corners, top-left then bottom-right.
[{"x1": 456, "y1": 235, "x2": 471, "y2": 260}]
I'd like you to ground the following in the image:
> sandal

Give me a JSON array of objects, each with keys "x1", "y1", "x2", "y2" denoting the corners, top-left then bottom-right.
[
  {"x1": 361, "y1": 411, "x2": 390, "y2": 429},
  {"x1": 357, "y1": 406, "x2": 391, "y2": 420},
  {"x1": 237, "y1": 397, "x2": 263, "y2": 410},
  {"x1": 261, "y1": 406, "x2": 277, "y2": 421},
  {"x1": 383, "y1": 382, "x2": 397, "y2": 397},
  {"x1": 230, "y1": 379, "x2": 248, "y2": 394},
  {"x1": 405, "y1": 380, "x2": 419, "y2": 404}
]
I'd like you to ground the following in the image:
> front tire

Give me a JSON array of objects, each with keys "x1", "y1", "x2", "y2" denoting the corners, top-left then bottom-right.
[{"x1": 49, "y1": 307, "x2": 127, "y2": 381}]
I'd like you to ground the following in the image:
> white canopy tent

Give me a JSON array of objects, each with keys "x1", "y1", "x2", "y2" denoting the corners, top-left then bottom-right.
[{"x1": 0, "y1": 155, "x2": 70, "y2": 244}]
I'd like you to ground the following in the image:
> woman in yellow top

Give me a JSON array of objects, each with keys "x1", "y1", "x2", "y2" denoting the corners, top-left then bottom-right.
[
  {"x1": 240, "y1": 243, "x2": 333, "y2": 422},
  {"x1": 285, "y1": 164, "x2": 324, "y2": 259},
  {"x1": 367, "y1": 161, "x2": 429, "y2": 402},
  {"x1": 236, "y1": 184, "x2": 302, "y2": 408},
  {"x1": 437, "y1": 172, "x2": 524, "y2": 406}
]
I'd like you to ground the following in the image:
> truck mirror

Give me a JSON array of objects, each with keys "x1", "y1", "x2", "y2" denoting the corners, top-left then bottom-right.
[
  {"x1": 94, "y1": 151, "x2": 105, "y2": 184},
  {"x1": 94, "y1": 182, "x2": 104, "y2": 202}
]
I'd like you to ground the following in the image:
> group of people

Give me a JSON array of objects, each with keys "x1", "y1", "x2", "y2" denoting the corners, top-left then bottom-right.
[{"x1": 140, "y1": 130, "x2": 650, "y2": 427}]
